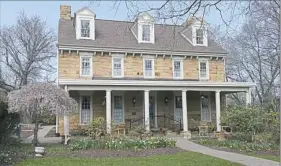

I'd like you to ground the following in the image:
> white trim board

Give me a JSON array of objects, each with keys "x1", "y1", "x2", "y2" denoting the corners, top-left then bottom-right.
[
  {"x1": 58, "y1": 45, "x2": 227, "y2": 58},
  {"x1": 59, "y1": 79, "x2": 255, "y2": 88}
]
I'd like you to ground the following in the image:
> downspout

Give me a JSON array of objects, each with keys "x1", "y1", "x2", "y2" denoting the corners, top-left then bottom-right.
[{"x1": 56, "y1": 44, "x2": 59, "y2": 134}]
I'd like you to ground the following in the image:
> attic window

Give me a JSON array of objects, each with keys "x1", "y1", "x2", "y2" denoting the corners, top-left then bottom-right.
[
  {"x1": 196, "y1": 29, "x2": 204, "y2": 44},
  {"x1": 142, "y1": 25, "x2": 150, "y2": 42},
  {"x1": 81, "y1": 20, "x2": 90, "y2": 38}
]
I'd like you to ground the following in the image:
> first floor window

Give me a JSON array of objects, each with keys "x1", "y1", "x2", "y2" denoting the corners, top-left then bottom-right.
[
  {"x1": 174, "y1": 96, "x2": 183, "y2": 124},
  {"x1": 81, "y1": 96, "x2": 91, "y2": 124},
  {"x1": 173, "y1": 60, "x2": 183, "y2": 79},
  {"x1": 201, "y1": 93, "x2": 211, "y2": 121},
  {"x1": 144, "y1": 59, "x2": 154, "y2": 78},
  {"x1": 113, "y1": 96, "x2": 124, "y2": 124},
  {"x1": 199, "y1": 61, "x2": 209, "y2": 80},
  {"x1": 81, "y1": 20, "x2": 90, "y2": 38},
  {"x1": 81, "y1": 56, "x2": 92, "y2": 76},
  {"x1": 112, "y1": 57, "x2": 123, "y2": 77}
]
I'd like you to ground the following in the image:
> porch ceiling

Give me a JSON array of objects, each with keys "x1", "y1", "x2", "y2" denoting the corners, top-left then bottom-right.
[{"x1": 59, "y1": 79, "x2": 255, "y2": 92}]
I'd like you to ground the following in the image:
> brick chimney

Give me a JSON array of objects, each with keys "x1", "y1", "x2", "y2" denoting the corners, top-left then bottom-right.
[{"x1": 60, "y1": 5, "x2": 71, "y2": 20}]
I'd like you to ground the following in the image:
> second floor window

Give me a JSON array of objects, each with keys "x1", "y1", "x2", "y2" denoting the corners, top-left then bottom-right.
[
  {"x1": 196, "y1": 28, "x2": 204, "y2": 45},
  {"x1": 81, "y1": 20, "x2": 90, "y2": 38},
  {"x1": 173, "y1": 60, "x2": 183, "y2": 79},
  {"x1": 142, "y1": 25, "x2": 151, "y2": 42},
  {"x1": 143, "y1": 59, "x2": 154, "y2": 78},
  {"x1": 112, "y1": 57, "x2": 124, "y2": 77},
  {"x1": 199, "y1": 61, "x2": 209, "y2": 80},
  {"x1": 80, "y1": 56, "x2": 92, "y2": 76}
]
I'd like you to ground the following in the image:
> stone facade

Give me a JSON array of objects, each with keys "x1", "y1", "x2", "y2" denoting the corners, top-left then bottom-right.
[
  {"x1": 58, "y1": 51, "x2": 225, "y2": 81},
  {"x1": 58, "y1": 90, "x2": 224, "y2": 134}
]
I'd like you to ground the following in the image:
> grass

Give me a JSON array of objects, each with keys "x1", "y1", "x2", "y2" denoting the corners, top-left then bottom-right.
[
  {"x1": 246, "y1": 153, "x2": 280, "y2": 162},
  {"x1": 16, "y1": 151, "x2": 242, "y2": 166}
]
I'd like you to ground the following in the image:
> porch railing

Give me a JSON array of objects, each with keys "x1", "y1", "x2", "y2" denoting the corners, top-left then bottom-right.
[{"x1": 128, "y1": 114, "x2": 182, "y2": 131}]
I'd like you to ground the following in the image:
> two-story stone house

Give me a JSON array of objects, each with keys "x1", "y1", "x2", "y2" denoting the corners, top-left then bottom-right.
[{"x1": 57, "y1": 5, "x2": 255, "y2": 138}]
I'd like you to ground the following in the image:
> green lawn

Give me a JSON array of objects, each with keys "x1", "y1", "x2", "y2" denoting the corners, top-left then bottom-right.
[
  {"x1": 246, "y1": 153, "x2": 280, "y2": 162},
  {"x1": 17, "y1": 151, "x2": 241, "y2": 166}
]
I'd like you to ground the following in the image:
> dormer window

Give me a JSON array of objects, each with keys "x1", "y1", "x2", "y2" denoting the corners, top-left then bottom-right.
[
  {"x1": 75, "y1": 7, "x2": 96, "y2": 40},
  {"x1": 137, "y1": 13, "x2": 155, "y2": 44},
  {"x1": 192, "y1": 26, "x2": 207, "y2": 46},
  {"x1": 81, "y1": 20, "x2": 90, "y2": 38},
  {"x1": 196, "y1": 28, "x2": 204, "y2": 45},
  {"x1": 142, "y1": 25, "x2": 151, "y2": 42}
]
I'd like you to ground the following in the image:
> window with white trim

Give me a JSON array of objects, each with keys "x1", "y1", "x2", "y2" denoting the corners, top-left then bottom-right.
[
  {"x1": 80, "y1": 96, "x2": 91, "y2": 124},
  {"x1": 173, "y1": 60, "x2": 183, "y2": 79},
  {"x1": 199, "y1": 60, "x2": 209, "y2": 80},
  {"x1": 196, "y1": 28, "x2": 204, "y2": 44},
  {"x1": 201, "y1": 93, "x2": 211, "y2": 121},
  {"x1": 142, "y1": 25, "x2": 151, "y2": 42},
  {"x1": 113, "y1": 96, "x2": 124, "y2": 124},
  {"x1": 80, "y1": 56, "x2": 92, "y2": 76},
  {"x1": 143, "y1": 59, "x2": 154, "y2": 78},
  {"x1": 112, "y1": 57, "x2": 124, "y2": 77},
  {"x1": 81, "y1": 20, "x2": 90, "y2": 38}
]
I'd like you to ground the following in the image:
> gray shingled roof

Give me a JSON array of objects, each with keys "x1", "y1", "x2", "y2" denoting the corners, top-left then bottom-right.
[{"x1": 58, "y1": 18, "x2": 227, "y2": 54}]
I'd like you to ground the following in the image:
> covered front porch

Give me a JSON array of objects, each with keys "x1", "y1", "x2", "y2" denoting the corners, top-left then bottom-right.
[{"x1": 58, "y1": 79, "x2": 255, "y2": 138}]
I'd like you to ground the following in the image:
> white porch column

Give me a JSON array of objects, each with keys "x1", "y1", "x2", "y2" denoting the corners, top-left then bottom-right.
[
  {"x1": 144, "y1": 90, "x2": 150, "y2": 132},
  {"x1": 215, "y1": 90, "x2": 221, "y2": 132},
  {"x1": 55, "y1": 115, "x2": 59, "y2": 133},
  {"x1": 64, "y1": 85, "x2": 69, "y2": 144},
  {"x1": 106, "y1": 90, "x2": 112, "y2": 134},
  {"x1": 246, "y1": 88, "x2": 251, "y2": 105},
  {"x1": 182, "y1": 90, "x2": 190, "y2": 139}
]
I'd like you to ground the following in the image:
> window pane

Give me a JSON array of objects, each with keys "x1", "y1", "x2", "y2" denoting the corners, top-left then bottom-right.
[
  {"x1": 81, "y1": 20, "x2": 90, "y2": 37},
  {"x1": 81, "y1": 96, "x2": 91, "y2": 124},
  {"x1": 174, "y1": 61, "x2": 181, "y2": 78},
  {"x1": 200, "y1": 62, "x2": 207, "y2": 78},
  {"x1": 113, "y1": 58, "x2": 122, "y2": 77},
  {"x1": 113, "y1": 96, "x2": 123, "y2": 124},
  {"x1": 144, "y1": 59, "x2": 153, "y2": 77},
  {"x1": 175, "y1": 96, "x2": 182, "y2": 108},
  {"x1": 81, "y1": 57, "x2": 91, "y2": 76},
  {"x1": 142, "y1": 25, "x2": 150, "y2": 41},
  {"x1": 196, "y1": 29, "x2": 203, "y2": 44}
]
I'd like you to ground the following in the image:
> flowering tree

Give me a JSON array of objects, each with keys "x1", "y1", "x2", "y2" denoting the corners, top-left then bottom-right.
[{"x1": 8, "y1": 83, "x2": 78, "y2": 146}]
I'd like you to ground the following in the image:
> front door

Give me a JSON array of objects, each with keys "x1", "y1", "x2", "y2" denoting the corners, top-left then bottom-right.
[{"x1": 149, "y1": 96, "x2": 156, "y2": 127}]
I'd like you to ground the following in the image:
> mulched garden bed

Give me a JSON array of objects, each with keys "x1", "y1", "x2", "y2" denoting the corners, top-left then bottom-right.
[{"x1": 46, "y1": 147, "x2": 185, "y2": 158}]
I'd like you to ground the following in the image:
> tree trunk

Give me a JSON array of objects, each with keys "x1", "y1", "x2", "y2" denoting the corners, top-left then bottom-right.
[{"x1": 32, "y1": 119, "x2": 39, "y2": 146}]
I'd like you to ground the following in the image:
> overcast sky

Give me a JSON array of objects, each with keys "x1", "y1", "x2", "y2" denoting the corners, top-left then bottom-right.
[{"x1": 0, "y1": 1, "x2": 244, "y2": 35}]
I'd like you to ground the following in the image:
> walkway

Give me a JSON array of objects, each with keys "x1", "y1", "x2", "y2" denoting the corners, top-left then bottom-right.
[
  {"x1": 173, "y1": 137, "x2": 279, "y2": 166},
  {"x1": 22, "y1": 125, "x2": 61, "y2": 144}
]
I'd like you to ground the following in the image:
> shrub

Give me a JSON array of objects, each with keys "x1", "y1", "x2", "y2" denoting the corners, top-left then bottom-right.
[
  {"x1": 231, "y1": 132, "x2": 253, "y2": 142},
  {"x1": 68, "y1": 137, "x2": 176, "y2": 151},
  {"x1": 197, "y1": 139, "x2": 279, "y2": 152},
  {"x1": 0, "y1": 101, "x2": 20, "y2": 144},
  {"x1": 86, "y1": 117, "x2": 107, "y2": 139}
]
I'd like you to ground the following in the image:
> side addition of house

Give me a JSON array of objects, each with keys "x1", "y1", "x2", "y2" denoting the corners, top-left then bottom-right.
[{"x1": 57, "y1": 5, "x2": 255, "y2": 138}]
